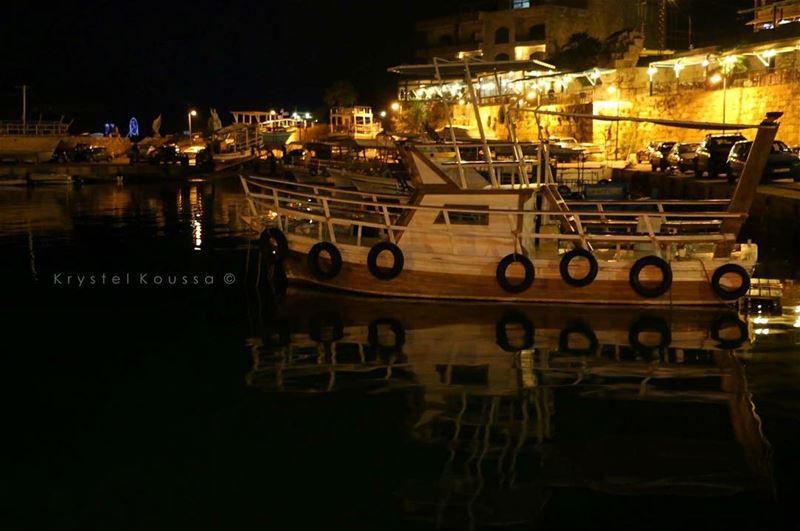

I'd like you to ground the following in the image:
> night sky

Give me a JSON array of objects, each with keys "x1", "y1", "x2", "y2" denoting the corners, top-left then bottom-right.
[{"x1": 0, "y1": 0, "x2": 752, "y2": 133}]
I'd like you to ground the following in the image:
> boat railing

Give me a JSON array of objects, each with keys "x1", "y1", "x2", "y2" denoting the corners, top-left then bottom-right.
[
  {"x1": 241, "y1": 175, "x2": 748, "y2": 259},
  {"x1": 0, "y1": 121, "x2": 70, "y2": 135}
]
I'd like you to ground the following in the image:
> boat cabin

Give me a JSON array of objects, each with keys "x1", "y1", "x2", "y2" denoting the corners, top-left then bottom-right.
[{"x1": 329, "y1": 106, "x2": 382, "y2": 139}]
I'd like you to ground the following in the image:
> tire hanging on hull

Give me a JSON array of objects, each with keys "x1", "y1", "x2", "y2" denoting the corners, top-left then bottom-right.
[
  {"x1": 710, "y1": 264, "x2": 751, "y2": 301},
  {"x1": 629, "y1": 256, "x2": 672, "y2": 298},
  {"x1": 496, "y1": 254, "x2": 535, "y2": 294},
  {"x1": 367, "y1": 241, "x2": 404, "y2": 281},
  {"x1": 307, "y1": 242, "x2": 343, "y2": 280}
]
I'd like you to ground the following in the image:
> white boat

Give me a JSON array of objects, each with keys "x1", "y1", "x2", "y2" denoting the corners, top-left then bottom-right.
[{"x1": 240, "y1": 57, "x2": 780, "y2": 306}]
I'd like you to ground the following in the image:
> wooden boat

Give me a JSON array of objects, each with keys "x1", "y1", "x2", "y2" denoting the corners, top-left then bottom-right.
[{"x1": 241, "y1": 55, "x2": 780, "y2": 306}]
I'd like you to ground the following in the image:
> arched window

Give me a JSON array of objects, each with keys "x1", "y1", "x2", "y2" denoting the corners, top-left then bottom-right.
[
  {"x1": 528, "y1": 24, "x2": 545, "y2": 41},
  {"x1": 495, "y1": 26, "x2": 510, "y2": 44},
  {"x1": 495, "y1": 53, "x2": 510, "y2": 61},
  {"x1": 439, "y1": 34, "x2": 454, "y2": 46}
]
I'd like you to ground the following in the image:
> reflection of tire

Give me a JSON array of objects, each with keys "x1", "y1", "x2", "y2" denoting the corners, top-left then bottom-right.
[
  {"x1": 629, "y1": 315, "x2": 671, "y2": 354},
  {"x1": 367, "y1": 241, "x2": 404, "y2": 280},
  {"x1": 710, "y1": 264, "x2": 750, "y2": 301},
  {"x1": 559, "y1": 248, "x2": 598, "y2": 287},
  {"x1": 307, "y1": 242, "x2": 343, "y2": 280},
  {"x1": 496, "y1": 254, "x2": 535, "y2": 293},
  {"x1": 558, "y1": 321, "x2": 598, "y2": 355},
  {"x1": 711, "y1": 313, "x2": 748, "y2": 349},
  {"x1": 259, "y1": 228, "x2": 289, "y2": 264},
  {"x1": 368, "y1": 318, "x2": 405, "y2": 353},
  {"x1": 309, "y1": 312, "x2": 344, "y2": 343},
  {"x1": 629, "y1": 256, "x2": 672, "y2": 298},
  {"x1": 496, "y1": 312, "x2": 535, "y2": 352}
]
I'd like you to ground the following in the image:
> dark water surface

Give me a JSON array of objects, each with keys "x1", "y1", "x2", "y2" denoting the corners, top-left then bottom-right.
[{"x1": 2, "y1": 179, "x2": 800, "y2": 530}]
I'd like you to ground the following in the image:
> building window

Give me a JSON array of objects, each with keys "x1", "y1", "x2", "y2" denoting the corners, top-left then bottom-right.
[
  {"x1": 512, "y1": 0, "x2": 530, "y2": 8},
  {"x1": 495, "y1": 27, "x2": 510, "y2": 44},
  {"x1": 528, "y1": 24, "x2": 545, "y2": 41},
  {"x1": 495, "y1": 53, "x2": 510, "y2": 61},
  {"x1": 439, "y1": 34, "x2": 454, "y2": 46}
]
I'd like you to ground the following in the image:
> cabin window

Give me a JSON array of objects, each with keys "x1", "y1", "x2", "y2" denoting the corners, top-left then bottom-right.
[
  {"x1": 355, "y1": 116, "x2": 364, "y2": 125},
  {"x1": 495, "y1": 27, "x2": 510, "y2": 44},
  {"x1": 528, "y1": 24, "x2": 545, "y2": 41},
  {"x1": 434, "y1": 204, "x2": 489, "y2": 225}
]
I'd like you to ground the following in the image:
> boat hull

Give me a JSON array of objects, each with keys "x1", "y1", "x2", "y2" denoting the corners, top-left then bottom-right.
[{"x1": 281, "y1": 246, "x2": 752, "y2": 306}]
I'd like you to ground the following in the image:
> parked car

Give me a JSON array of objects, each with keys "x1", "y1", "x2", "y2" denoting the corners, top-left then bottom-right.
[
  {"x1": 72, "y1": 143, "x2": 112, "y2": 163},
  {"x1": 695, "y1": 133, "x2": 747, "y2": 178},
  {"x1": 666, "y1": 142, "x2": 700, "y2": 173},
  {"x1": 649, "y1": 141, "x2": 676, "y2": 171},
  {"x1": 148, "y1": 144, "x2": 188, "y2": 165},
  {"x1": 637, "y1": 142, "x2": 658, "y2": 163},
  {"x1": 727, "y1": 140, "x2": 800, "y2": 182}
]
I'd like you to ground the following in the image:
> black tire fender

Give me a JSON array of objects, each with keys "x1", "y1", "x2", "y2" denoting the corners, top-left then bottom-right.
[
  {"x1": 367, "y1": 241, "x2": 404, "y2": 280},
  {"x1": 496, "y1": 254, "x2": 535, "y2": 294},
  {"x1": 559, "y1": 248, "x2": 599, "y2": 287},
  {"x1": 307, "y1": 241, "x2": 343, "y2": 280},
  {"x1": 629, "y1": 256, "x2": 672, "y2": 298},
  {"x1": 710, "y1": 264, "x2": 751, "y2": 301}
]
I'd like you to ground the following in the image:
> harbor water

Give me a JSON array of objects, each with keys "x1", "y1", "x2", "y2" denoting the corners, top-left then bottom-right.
[{"x1": 2, "y1": 178, "x2": 800, "y2": 530}]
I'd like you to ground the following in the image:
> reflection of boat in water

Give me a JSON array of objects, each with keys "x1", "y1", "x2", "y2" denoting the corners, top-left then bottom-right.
[{"x1": 247, "y1": 289, "x2": 772, "y2": 527}]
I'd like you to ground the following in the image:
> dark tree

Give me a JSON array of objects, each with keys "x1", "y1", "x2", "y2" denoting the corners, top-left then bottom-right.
[{"x1": 323, "y1": 81, "x2": 358, "y2": 108}]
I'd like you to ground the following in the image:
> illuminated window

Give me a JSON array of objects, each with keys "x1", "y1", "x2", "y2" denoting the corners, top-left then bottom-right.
[{"x1": 512, "y1": 0, "x2": 530, "y2": 8}]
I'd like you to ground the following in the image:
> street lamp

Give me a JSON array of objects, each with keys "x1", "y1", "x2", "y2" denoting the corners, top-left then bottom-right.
[
  {"x1": 188, "y1": 109, "x2": 197, "y2": 139},
  {"x1": 390, "y1": 101, "x2": 401, "y2": 112}
]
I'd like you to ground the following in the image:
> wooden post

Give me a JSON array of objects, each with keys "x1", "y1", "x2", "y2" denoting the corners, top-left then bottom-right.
[{"x1": 715, "y1": 113, "x2": 781, "y2": 257}]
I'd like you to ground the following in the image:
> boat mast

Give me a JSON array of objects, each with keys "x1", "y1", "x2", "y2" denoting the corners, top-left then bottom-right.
[
  {"x1": 463, "y1": 56, "x2": 499, "y2": 187},
  {"x1": 716, "y1": 112, "x2": 781, "y2": 257}
]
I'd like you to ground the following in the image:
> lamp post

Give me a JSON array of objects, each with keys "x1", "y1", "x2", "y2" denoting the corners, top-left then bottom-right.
[{"x1": 188, "y1": 109, "x2": 197, "y2": 140}]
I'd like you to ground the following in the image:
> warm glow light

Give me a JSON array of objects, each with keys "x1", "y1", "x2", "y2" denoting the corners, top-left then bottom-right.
[
  {"x1": 647, "y1": 66, "x2": 657, "y2": 79},
  {"x1": 390, "y1": 101, "x2": 401, "y2": 112},
  {"x1": 189, "y1": 110, "x2": 197, "y2": 117},
  {"x1": 702, "y1": 58, "x2": 710, "y2": 67},
  {"x1": 710, "y1": 73, "x2": 723, "y2": 85},
  {"x1": 270, "y1": 109, "x2": 276, "y2": 115},
  {"x1": 458, "y1": 98, "x2": 466, "y2": 105},
  {"x1": 379, "y1": 110, "x2": 387, "y2": 117},
  {"x1": 724, "y1": 55, "x2": 737, "y2": 65},
  {"x1": 304, "y1": 112, "x2": 311, "y2": 119},
  {"x1": 526, "y1": 91, "x2": 537, "y2": 101},
  {"x1": 673, "y1": 62, "x2": 685, "y2": 77},
  {"x1": 607, "y1": 84, "x2": 617, "y2": 94},
  {"x1": 763, "y1": 49, "x2": 777, "y2": 58}
]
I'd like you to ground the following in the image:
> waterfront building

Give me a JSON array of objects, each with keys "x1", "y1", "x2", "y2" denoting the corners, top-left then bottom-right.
[
  {"x1": 399, "y1": 2, "x2": 800, "y2": 160},
  {"x1": 414, "y1": 0, "x2": 669, "y2": 63},
  {"x1": 329, "y1": 106, "x2": 382, "y2": 139}
]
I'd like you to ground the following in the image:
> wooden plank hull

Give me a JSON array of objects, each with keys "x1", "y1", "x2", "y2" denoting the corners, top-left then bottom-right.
[{"x1": 282, "y1": 245, "x2": 749, "y2": 306}]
